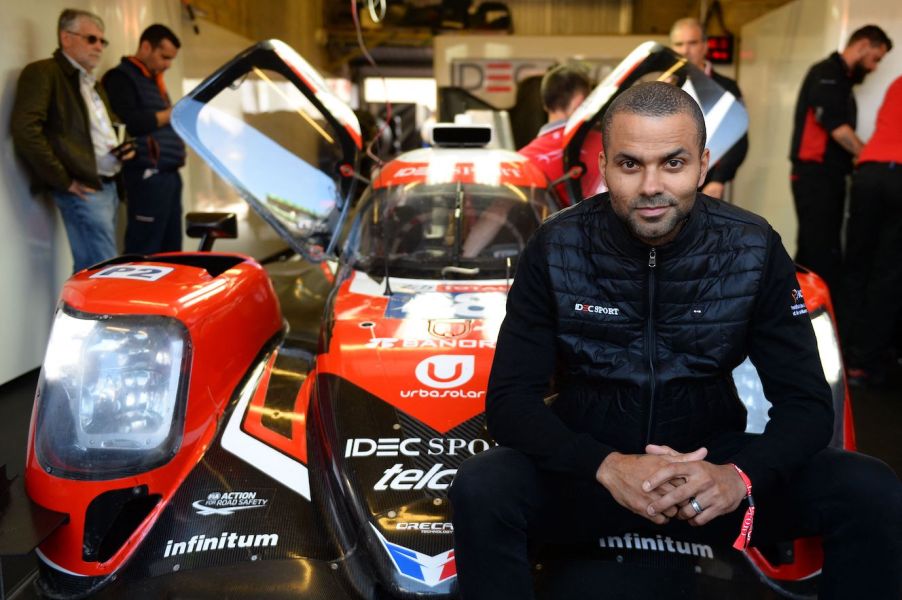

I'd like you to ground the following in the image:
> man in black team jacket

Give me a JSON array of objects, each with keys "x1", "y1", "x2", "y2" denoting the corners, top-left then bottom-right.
[
  {"x1": 450, "y1": 82, "x2": 901, "y2": 599},
  {"x1": 789, "y1": 25, "x2": 892, "y2": 291},
  {"x1": 669, "y1": 17, "x2": 747, "y2": 201},
  {"x1": 103, "y1": 24, "x2": 185, "y2": 254}
]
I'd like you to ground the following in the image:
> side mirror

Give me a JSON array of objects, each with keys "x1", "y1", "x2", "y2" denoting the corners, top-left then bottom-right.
[{"x1": 185, "y1": 212, "x2": 238, "y2": 251}]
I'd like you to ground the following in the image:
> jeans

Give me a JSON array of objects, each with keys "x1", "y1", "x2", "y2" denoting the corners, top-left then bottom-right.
[
  {"x1": 53, "y1": 181, "x2": 119, "y2": 273},
  {"x1": 450, "y1": 441, "x2": 901, "y2": 600}
]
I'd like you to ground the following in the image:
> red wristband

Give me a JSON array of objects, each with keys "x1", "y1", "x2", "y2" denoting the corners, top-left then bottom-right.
[{"x1": 730, "y1": 463, "x2": 755, "y2": 551}]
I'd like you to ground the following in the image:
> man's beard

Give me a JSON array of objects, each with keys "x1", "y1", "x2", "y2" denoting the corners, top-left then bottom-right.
[
  {"x1": 615, "y1": 192, "x2": 690, "y2": 244},
  {"x1": 849, "y1": 61, "x2": 869, "y2": 85}
]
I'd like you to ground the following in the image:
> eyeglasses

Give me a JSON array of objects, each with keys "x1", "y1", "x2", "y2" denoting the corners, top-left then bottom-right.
[{"x1": 66, "y1": 31, "x2": 110, "y2": 48}]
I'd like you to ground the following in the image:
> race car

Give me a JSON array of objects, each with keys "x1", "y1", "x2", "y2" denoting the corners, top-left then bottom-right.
[{"x1": 0, "y1": 41, "x2": 852, "y2": 599}]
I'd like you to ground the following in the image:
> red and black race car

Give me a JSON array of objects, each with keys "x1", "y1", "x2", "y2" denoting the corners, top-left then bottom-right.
[{"x1": 0, "y1": 41, "x2": 852, "y2": 599}]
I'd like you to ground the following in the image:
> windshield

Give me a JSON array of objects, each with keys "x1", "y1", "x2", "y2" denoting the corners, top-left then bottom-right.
[{"x1": 348, "y1": 181, "x2": 557, "y2": 278}]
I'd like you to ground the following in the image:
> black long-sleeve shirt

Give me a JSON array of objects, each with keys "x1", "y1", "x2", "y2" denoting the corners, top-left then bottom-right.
[{"x1": 486, "y1": 204, "x2": 833, "y2": 495}]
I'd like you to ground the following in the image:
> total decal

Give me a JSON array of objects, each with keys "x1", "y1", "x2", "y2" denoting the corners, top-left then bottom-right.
[
  {"x1": 192, "y1": 490, "x2": 272, "y2": 516},
  {"x1": 373, "y1": 157, "x2": 543, "y2": 189}
]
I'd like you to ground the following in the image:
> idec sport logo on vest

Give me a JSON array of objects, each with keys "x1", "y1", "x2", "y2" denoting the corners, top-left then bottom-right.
[{"x1": 573, "y1": 302, "x2": 620, "y2": 316}]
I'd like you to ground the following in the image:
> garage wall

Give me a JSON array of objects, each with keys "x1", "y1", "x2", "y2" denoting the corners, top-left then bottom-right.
[
  {"x1": 734, "y1": 0, "x2": 902, "y2": 256},
  {"x1": 0, "y1": 1, "x2": 186, "y2": 385}
]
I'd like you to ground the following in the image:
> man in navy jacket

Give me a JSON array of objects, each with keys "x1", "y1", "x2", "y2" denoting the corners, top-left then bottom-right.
[{"x1": 104, "y1": 24, "x2": 185, "y2": 254}]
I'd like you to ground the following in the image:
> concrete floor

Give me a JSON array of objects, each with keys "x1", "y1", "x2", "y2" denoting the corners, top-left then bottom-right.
[{"x1": 0, "y1": 363, "x2": 899, "y2": 597}]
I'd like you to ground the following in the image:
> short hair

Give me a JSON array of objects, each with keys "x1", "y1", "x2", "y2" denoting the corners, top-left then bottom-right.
[
  {"x1": 58, "y1": 9, "x2": 104, "y2": 45},
  {"x1": 601, "y1": 81, "x2": 707, "y2": 155},
  {"x1": 140, "y1": 24, "x2": 181, "y2": 49},
  {"x1": 669, "y1": 17, "x2": 705, "y2": 42},
  {"x1": 847, "y1": 25, "x2": 893, "y2": 52},
  {"x1": 540, "y1": 64, "x2": 591, "y2": 113}
]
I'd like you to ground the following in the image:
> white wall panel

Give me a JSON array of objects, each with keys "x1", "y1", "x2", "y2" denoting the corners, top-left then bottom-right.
[
  {"x1": 0, "y1": 0, "x2": 183, "y2": 384},
  {"x1": 735, "y1": 0, "x2": 902, "y2": 256}
]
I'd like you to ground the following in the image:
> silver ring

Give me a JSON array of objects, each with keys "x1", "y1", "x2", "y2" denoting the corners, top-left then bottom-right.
[{"x1": 689, "y1": 497, "x2": 704, "y2": 514}]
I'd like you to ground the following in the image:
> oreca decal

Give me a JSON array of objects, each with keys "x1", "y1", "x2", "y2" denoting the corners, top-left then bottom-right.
[{"x1": 415, "y1": 355, "x2": 475, "y2": 389}]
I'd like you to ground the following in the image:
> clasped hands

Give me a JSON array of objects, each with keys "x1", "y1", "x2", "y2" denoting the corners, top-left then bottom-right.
[{"x1": 596, "y1": 445, "x2": 747, "y2": 526}]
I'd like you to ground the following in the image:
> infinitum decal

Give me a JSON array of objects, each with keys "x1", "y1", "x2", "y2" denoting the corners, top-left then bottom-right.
[
  {"x1": 163, "y1": 532, "x2": 279, "y2": 557},
  {"x1": 598, "y1": 533, "x2": 713, "y2": 559}
]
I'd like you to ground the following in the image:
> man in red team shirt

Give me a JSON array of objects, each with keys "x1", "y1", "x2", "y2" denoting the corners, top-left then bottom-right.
[
  {"x1": 518, "y1": 64, "x2": 603, "y2": 205},
  {"x1": 839, "y1": 74, "x2": 902, "y2": 387}
]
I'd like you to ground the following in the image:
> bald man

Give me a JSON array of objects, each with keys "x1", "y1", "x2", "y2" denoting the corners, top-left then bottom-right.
[{"x1": 670, "y1": 17, "x2": 748, "y2": 200}]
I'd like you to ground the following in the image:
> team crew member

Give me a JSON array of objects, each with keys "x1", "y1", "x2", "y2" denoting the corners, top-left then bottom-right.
[
  {"x1": 669, "y1": 17, "x2": 748, "y2": 200},
  {"x1": 839, "y1": 75, "x2": 902, "y2": 387},
  {"x1": 103, "y1": 24, "x2": 186, "y2": 254},
  {"x1": 450, "y1": 82, "x2": 901, "y2": 600},
  {"x1": 789, "y1": 25, "x2": 892, "y2": 290},
  {"x1": 518, "y1": 64, "x2": 603, "y2": 205}
]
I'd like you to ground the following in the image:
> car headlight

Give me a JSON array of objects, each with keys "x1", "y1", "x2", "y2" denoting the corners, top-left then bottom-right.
[{"x1": 35, "y1": 305, "x2": 190, "y2": 480}]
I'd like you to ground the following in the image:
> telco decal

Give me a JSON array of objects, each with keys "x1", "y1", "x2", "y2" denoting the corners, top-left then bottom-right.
[
  {"x1": 163, "y1": 532, "x2": 278, "y2": 557},
  {"x1": 192, "y1": 491, "x2": 269, "y2": 516},
  {"x1": 375, "y1": 463, "x2": 456, "y2": 491},
  {"x1": 345, "y1": 437, "x2": 493, "y2": 457},
  {"x1": 397, "y1": 522, "x2": 454, "y2": 534}
]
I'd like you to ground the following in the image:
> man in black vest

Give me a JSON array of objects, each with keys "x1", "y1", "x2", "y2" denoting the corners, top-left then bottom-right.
[
  {"x1": 450, "y1": 82, "x2": 900, "y2": 599},
  {"x1": 103, "y1": 24, "x2": 185, "y2": 254}
]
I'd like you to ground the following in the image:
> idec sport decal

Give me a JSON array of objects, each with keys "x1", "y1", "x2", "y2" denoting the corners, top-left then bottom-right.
[{"x1": 221, "y1": 352, "x2": 312, "y2": 500}]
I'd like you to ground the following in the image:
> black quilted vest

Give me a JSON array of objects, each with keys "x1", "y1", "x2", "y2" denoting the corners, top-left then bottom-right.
[
  {"x1": 111, "y1": 58, "x2": 185, "y2": 172},
  {"x1": 543, "y1": 193, "x2": 769, "y2": 454}
]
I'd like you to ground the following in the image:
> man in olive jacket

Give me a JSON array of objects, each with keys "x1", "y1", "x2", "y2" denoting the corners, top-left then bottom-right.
[{"x1": 11, "y1": 9, "x2": 132, "y2": 272}]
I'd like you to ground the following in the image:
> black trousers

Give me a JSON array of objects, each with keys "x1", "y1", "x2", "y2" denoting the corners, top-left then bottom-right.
[
  {"x1": 450, "y1": 438, "x2": 901, "y2": 600},
  {"x1": 838, "y1": 162, "x2": 902, "y2": 368},
  {"x1": 791, "y1": 164, "x2": 847, "y2": 291},
  {"x1": 123, "y1": 169, "x2": 183, "y2": 255}
]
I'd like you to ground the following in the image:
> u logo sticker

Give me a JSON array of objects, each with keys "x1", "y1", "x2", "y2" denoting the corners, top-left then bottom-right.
[{"x1": 415, "y1": 355, "x2": 475, "y2": 389}]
